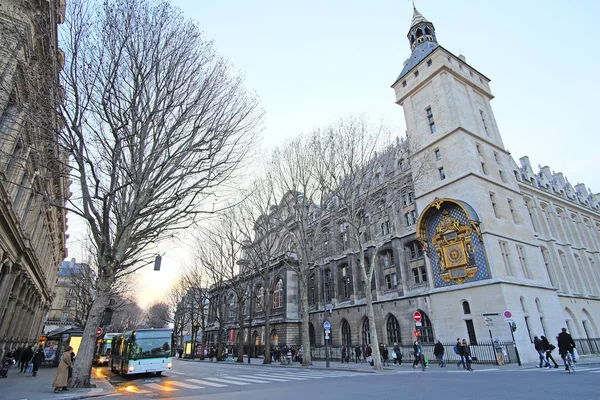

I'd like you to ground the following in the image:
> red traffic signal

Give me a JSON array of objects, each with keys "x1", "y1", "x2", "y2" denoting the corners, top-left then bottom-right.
[{"x1": 414, "y1": 331, "x2": 419, "y2": 337}]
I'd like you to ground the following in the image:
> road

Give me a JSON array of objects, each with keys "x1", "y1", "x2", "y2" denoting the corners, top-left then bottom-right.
[{"x1": 99, "y1": 359, "x2": 600, "y2": 400}]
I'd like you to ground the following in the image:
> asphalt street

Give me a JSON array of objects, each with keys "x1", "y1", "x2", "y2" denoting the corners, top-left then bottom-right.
[{"x1": 97, "y1": 359, "x2": 600, "y2": 400}]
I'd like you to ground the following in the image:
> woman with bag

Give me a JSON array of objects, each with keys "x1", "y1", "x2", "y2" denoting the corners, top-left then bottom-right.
[
  {"x1": 52, "y1": 346, "x2": 73, "y2": 393},
  {"x1": 412, "y1": 340, "x2": 422, "y2": 369},
  {"x1": 462, "y1": 339, "x2": 474, "y2": 371},
  {"x1": 541, "y1": 335, "x2": 559, "y2": 368}
]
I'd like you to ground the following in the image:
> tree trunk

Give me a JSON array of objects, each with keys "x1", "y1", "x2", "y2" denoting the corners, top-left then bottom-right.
[
  {"x1": 299, "y1": 270, "x2": 312, "y2": 366},
  {"x1": 236, "y1": 299, "x2": 245, "y2": 363},
  {"x1": 70, "y1": 282, "x2": 111, "y2": 387},
  {"x1": 364, "y1": 278, "x2": 382, "y2": 371},
  {"x1": 263, "y1": 289, "x2": 272, "y2": 364}
]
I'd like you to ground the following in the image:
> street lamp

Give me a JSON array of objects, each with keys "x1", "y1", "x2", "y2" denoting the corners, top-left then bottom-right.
[{"x1": 192, "y1": 320, "x2": 200, "y2": 360}]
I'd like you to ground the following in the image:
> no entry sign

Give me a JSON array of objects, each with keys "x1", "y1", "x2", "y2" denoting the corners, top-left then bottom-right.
[{"x1": 413, "y1": 311, "x2": 422, "y2": 323}]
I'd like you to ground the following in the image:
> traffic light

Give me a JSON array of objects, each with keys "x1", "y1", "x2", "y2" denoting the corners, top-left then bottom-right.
[
  {"x1": 414, "y1": 331, "x2": 419, "y2": 337},
  {"x1": 510, "y1": 322, "x2": 517, "y2": 332}
]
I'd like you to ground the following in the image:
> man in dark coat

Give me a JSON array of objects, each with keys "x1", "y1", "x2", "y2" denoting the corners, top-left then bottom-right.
[
  {"x1": 31, "y1": 346, "x2": 45, "y2": 377},
  {"x1": 20, "y1": 345, "x2": 34, "y2": 373},
  {"x1": 557, "y1": 327, "x2": 576, "y2": 370},
  {"x1": 354, "y1": 345, "x2": 362, "y2": 363},
  {"x1": 433, "y1": 340, "x2": 446, "y2": 367}
]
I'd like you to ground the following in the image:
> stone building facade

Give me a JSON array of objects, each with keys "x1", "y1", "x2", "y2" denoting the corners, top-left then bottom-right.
[
  {"x1": 206, "y1": 7, "x2": 600, "y2": 363},
  {"x1": 0, "y1": 0, "x2": 68, "y2": 356}
]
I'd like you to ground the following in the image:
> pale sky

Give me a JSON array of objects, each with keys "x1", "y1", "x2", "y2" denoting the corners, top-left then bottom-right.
[{"x1": 66, "y1": 0, "x2": 600, "y2": 307}]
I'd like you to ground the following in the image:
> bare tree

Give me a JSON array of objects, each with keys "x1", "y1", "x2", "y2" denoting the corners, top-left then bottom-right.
[
  {"x1": 60, "y1": 0, "x2": 262, "y2": 387},
  {"x1": 146, "y1": 302, "x2": 171, "y2": 328},
  {"x1": 179, "y1": 264, "x2": 209, "y2": 348},
  {"x1": 167, "y1": 277, "x2": 191, "y2": 347},
  {"x1": 106, "y1": 300, "x2": 146, "y2": 332}
]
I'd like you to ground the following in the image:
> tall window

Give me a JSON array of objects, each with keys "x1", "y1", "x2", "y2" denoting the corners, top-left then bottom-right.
[
  {"x1": 255, "y1": 286, "x2": 264, "y2": 312},
  {"x1": 524, "y1": 199, "x2": 538, "y2": 232},
  {"x1": 309, "y1": 274, "x2": 317, "y2": 305},
  {"x1": 309, "y1": 323, "x2": 316, "y2": 345},
  {"x1": 426, "y1": 107, "x2": 436, "y2": 133},
  {"x1": 517, "y1": 245, "x2": 532, "y2": 279},
  {"x1": 480, "y1": 109, "x2": 489, "y2": 134},
  {"x1": 508, "y1": 199, "x2": 518, "y2": 223},
  {"x1": 490, "y1": 192, "x2": 499, "y2": 218},
  {"x1": 381, "y1": 250, "x2": 397, "y2": 290},
  {"x1": 499, "y1": 240, "x2": 515, "y2": 276},
  {"x1": 419, "y1": 311, "x2": 434, "y2": 343},
  {"x1": 541, "y1": 247, "x2": 558, "y2": 287},
  {"x1": 559, "y1": 251, "x2": 577, "y2": 292},
  {"x1": 341, "y1": 319, "x2": 352, "y2": 347},
  {"x1": 462, "y1": 301, "x2": 471, "y2": 315},
  {"x1": 273, "y1": 279, "x2": 283, "y2": 309},
  {"x1": 324, "y1": 269, "x2": 333, "y2": 303},
  {"x1": 465, "y1": 319, "x2": 477, "y2": 344},
  {"x1": 227, "y1": 294, "x2": 236, "y2": 320},
  {"x1": 387, "y1": 315, "x2": 401, "y2": 344},
  {"x1": 481, "y1": 162, "x2": 487, "y2": 175},
  {"x1": 340, "y1": 265, "x2": 351, "y2": 299},
  {"x1": 574, "y1": 255, "x2": 591, "y2": 294},
  {"x1": 408, "y1": 241, "x2": 424, "y2": 260},
  {"x1": 434, "y1": 149, "x2": 441, "y2": 160},
  {"x1": 439, "y1": 167, "x2": 446, "y2": 180},
  {"x1": 362, "y1": 318, "x2": 371, "y2": 345},
  {"x1": 381, "y1": 220, "x2": 390, "y2": 235},
  {"x1": 340, "y1": 223, "x2": 349, "y2": 250}
]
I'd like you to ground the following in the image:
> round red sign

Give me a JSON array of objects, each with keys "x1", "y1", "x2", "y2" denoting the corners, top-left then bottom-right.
[
  {"x1": 413, "y1": 311, "x2": 422, "y2": 322},
  {"x1": 96, "y1": 327, "x2": 103, "y2": 337}
]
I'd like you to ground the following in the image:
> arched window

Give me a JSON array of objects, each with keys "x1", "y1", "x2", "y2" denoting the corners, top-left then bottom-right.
[
  {"x1": 309, "y1": 323, "x2": 316, "y2": 345},
  {"x1": 559, "y1": 250, "x2": 577, "y2": 292},
  {"x1": 462, "y1": 301, "x2": 471, "y2": 315},
  {"x1": 574, "y1": 255, "x2": 591, "y2": 294},
  {"x1": 386, "y1": 315, "x2": 401, "y2": 344},
  {"x1": 273, "y1": 279, "x2": 283, "y2": 309},
  {"x1": 362, "y1": 318, "x2": 371, "y2": 345},
  {"x1": 255, "y1": 285, "x2": 264, "y2": 312},
  {"x1": 419, "y1": 310, "x2": 434, "y2": 343},
  {"x1": 540, "y1": 247, "x2": 558, "y2": 287},
  {"x1": 341, "y1": 319, "x2": 352, "y2": 346},
  {"x1": 339, "y1": 264, "x2": 352, "y2": 299}
]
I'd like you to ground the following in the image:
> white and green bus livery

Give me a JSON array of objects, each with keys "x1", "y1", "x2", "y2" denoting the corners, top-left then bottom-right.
[{"x1": 110, "y1": 329, "x2": 173, "y2": 375}]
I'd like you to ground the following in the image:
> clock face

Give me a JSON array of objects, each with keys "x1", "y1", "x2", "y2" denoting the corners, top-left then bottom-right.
[{"x1": 446, "y1": 244, "x2": 463, "y2": 265}]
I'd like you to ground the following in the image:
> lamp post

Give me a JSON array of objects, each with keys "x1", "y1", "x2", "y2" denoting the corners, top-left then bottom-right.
[{"x1": 192, "y1": 320, "x2": 200, "y2": 360}]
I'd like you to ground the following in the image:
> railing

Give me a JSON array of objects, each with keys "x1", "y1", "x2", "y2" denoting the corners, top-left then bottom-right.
[
  {"x1": 311, "y1": 341, "x2": 518, "y2": 364},
  {"x1": 574, "y1": 338, "x2": 600, "y2": 355}
]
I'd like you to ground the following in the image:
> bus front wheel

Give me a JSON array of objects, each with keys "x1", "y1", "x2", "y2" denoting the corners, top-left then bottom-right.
[{"x1": 155, "y1": 371, "x2": 162, "y2": 376}]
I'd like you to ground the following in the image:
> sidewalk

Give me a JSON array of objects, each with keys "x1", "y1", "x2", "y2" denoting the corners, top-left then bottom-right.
[
  {"x1": 0, "y1": 365, "x2": 115, "y2": 400},
  {"x1": 181, "y1": 354, "x2": 600, "y2": 372}
]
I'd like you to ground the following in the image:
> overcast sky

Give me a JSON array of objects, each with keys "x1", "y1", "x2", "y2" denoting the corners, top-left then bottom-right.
[{"x1": 67, "y1": 0, "x2": 600, "y2": 307}]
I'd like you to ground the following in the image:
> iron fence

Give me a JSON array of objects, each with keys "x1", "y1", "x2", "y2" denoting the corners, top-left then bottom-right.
[{"x1": 573, "y1": 338, "x2": 600, "y2": 355}]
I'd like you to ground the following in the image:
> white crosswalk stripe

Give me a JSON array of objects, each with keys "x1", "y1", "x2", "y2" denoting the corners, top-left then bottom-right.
[
  {"x1": 224, "y1": 375, "x2": 273, "y2": 383},
  {"x1": 254, "y1": 373, "x2": 307, "y2": 380},
  {"x1": 167, "y1": 381, "x2": 204, "y2": 389},
  {"x1": 144, "y1": 383, "x2": 178, "y2": 391},
  {"x1": 204, "y1": 376, "x2": 251, "y2": 385},
  {"x1": 169, "y1": 370, "x2": 186, "y2": 375},
  {"x1": 239, "y1": 374, "x2": 290, "y2": 382},
  {"x1": 186, "y1": 378, "x2": 229, "y2": 387}
]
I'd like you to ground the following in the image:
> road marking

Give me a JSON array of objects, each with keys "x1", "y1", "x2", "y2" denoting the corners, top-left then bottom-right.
[
  {"x1": 204, "y1": 377, "x2": 250, "y2": 385},
  {"x1": 186, "y1": 378, "x2": 229, "y2": 387},
  {"x1": 169, "y1": 371, "x2": 186, "y2": 375},
  {"x1": 472, "y1": 368, "x2": 499, "y2": 372},
  {"x1": 167, "y1": 381, "x2": 204, "y2": 389},
  {"x1": 123, "y1": 386, "x2": 152, "y2": 394},
  {"x1": 144, "y1": 383, "x2": 178, "y2": 391},
  {"x1": 284, "y1": 372, "x2": 327, "y2": 378},
  {"x1": 567, "y1": 367, "x2": 600, "y2": 372},
  {"x1": 239, "y1": 374, "x2": 290, "y2": 382},
  {"x1": 221, "y1": 376, "x2": 271, "y2": 384},
  {"x1": 254, "y1": 373, "x2": 307, "y2": 380}
]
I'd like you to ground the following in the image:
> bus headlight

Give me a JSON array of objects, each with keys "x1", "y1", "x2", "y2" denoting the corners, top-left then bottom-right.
[
  {"x1": 98, "y1": 357, "x2": 104, "y2": 364},
  {"x1": 167, "y1": 363, "x2": 172, "y2": 369},
  {"x1": 128, "y1": 366, "x2": 135, "y2": 372}
]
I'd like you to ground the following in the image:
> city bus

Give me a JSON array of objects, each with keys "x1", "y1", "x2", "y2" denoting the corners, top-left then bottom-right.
[
  {"x1": 93, "y1": 332, "x2": 119, "y2": 366},
  {"x1": 110, "y1": 329, "x2": 173, "y2": 375}
]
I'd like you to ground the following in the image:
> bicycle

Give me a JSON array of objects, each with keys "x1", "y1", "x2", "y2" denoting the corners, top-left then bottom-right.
[{"x1": 562, "y1": 351, "x2": 576, "y2": 373}]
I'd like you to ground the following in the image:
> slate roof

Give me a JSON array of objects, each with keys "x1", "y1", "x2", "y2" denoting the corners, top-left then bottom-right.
[{"x1": 394, "y1": 41, "x2": 439, "y2": 83}]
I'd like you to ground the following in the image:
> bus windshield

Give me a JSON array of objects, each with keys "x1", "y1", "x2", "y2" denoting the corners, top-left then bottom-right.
[{"x1": 128, "y1": 337, "x2": 171, "y2": 360}]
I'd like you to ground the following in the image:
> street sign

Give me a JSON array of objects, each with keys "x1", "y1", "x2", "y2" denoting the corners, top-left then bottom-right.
[
  {"x1": 96, "y1": 327, "x2": 103, "y2": 337},
  {"x1": 503, "y1": 310, "x2": 512, "y2": 319},
  {"x1": 415, "y1": 322, "x2": 422, "y2": 327},
  {"x1": 325, "y1": 329, "x2": 331, "y2": 334},
  {"x1": 504, "y1": 318, "x2": 514, "y2": 323},
  {"x1": 413, "y1": 311, "x2": 422, "y2": 323},
  {"x1": 323, "y1": 321, "x2": 331, "y2": 330}
]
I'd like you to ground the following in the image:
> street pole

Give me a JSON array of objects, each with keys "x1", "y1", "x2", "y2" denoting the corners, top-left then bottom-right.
[
  {"x1": 485, "y1": 317, "x2": 499, "y2": 365},
  {"x1": 325, "y1": 332, "x2": 330, "y2": 368},
  {"x1": 509, "y1": 323, "x2": 522, "y2": 366}
]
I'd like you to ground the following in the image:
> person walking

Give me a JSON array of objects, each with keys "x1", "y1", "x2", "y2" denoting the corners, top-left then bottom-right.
[
  {"x1": 433, "y1": 340, "x2": 446, "y2": 367},
  {"x1": 364, "y1": 344, "x2": 373, "y2": 366},
  {"x1": 31, "y1": 346, "x2": 45, "y2": 377},
  {"x1": 14, "y1": 347, "x2": 23, "y2": 372},
  {"x1": 355, "y1": 345, "x2": 362, "y2": 363},
  {"x1": 533, "y1": 334, "x2": 552, "y2": 369},
  {"x1": 412, "y1": 340, "x2": 423, "y2": 369},
  {"x1": 462, "y1": 339, "x2": 474, "y2": 371},
  {"x1": 557, "y1": 327, "x2": 577, "y2": 370},
  {"x1": 393, "y1": 342, "x2": 402, "y2": 365},
  {"x1": 493, "y1": 338, "x2": 504, "y2": 366},
  {"x1": 341, "y1": 346, "x2": 347, "y2": 364},
  {"x1": 540, "y1": 335, "x2": 559, "y2": 368},
  {"x1": 20, "y1": 345, "x2": 34, "y2": 373},
  {"x1": 381, "y1": 344, "x2": 389, "y2": 367},
  {"x1": 455, "y1": 338, "x2": 466, "y2": 369},
  {"x1": 52, "y1": 346, "x2": 73, "y2": 393}
]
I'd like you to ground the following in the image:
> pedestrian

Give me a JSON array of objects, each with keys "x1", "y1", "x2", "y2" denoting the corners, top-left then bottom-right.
[
  {"x1": 365, "y1": 344, "x2": 373, "y2": 366},
  {"x1": 52, "y1": 346, "x2": 73, "y2": 393},
  {"x1": 493, "y1": 338, "x2": 504, "y2": 366},
  {"x1": 31, "y1": 346, "x2": 45, "y2": 377},
  {"x1": 533, "y1": 334, "x2": 552, "y2": 369},
  {"x1": 355, "y1": 345, "x2": 362, "y2": 363},
  {"x1": 412, "y1": 340, "x2": 422, "y2": 369},
  {"x1": 462, "y1": 339, "x2": 474, "y2": 371},
  {"x1": 392, "y1": 342, "x2": 402, "y2": 365},
  {"x1": 540, "y1": 335, "x2": 558, "y2": 368},
  {"x1": 455, "y1": 338, "x2": 465, "y2": 369},
  {"x1": 557, "y1": 328, "x2": 577, "y2": 370},
  {"x1": 19, "y1": 345, "x2": 34, "y2": 373},
  {"x1": 381, "y1": 344, "x2": 389, "y2": 366},
  {"x1": 14, "y1": 347, "x2": 23, "y2": 372},
  {"x1": 341, "y1": 346, "x2": 347, "y2": 363},
  {"x1": 433, "y1": 340, "x2": 446, "y2": 367}
]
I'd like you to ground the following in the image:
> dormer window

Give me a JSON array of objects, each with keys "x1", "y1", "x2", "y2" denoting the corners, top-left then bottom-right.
[{"x1": 414, "y1": 70, "x2": 419, "y2": 77}]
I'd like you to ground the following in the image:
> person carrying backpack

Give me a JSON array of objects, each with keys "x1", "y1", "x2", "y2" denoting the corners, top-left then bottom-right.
[{"x1": 455, "y1": 338, "x2": 465, "y2": 369}]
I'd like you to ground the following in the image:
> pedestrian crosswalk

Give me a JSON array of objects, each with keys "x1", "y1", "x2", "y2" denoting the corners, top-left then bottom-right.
[{"x1": 119, "y1": 370, "x2": 360, "y2": 395}]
